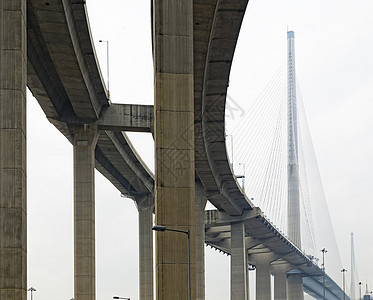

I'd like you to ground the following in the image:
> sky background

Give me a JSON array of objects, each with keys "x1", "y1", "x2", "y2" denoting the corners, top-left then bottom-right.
[{"x1": 26, "y1": 1, "x2": 373, "y2": 299}]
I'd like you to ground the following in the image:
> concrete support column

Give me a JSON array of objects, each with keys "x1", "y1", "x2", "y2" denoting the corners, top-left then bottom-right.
[
  {"x1": 254, "y1": 257, "x2": 271, "y2": 300},
  {"x1": 273, "y1": 271, "x2": 287, "y2": 300},
  {"x1": 231, "y1": 222, "x2": 247, "y2": 300},
  {"x1": 153, "y1": 0, "x2": 196, "y2": 299},
  {"x1": 246, "y1": 258, "x2": 250, "y2": 300},
  {"x1": 137, "y1": 195, "x2": 154, "y2": 300},
  {"x1": 287, "y1": 274, "x2": 304, "y2": 300},
  {"x1": 0, "y1": 0, "x2": 27, "y2": 299},
  {"x1": 73, "y1": 126, "x2": 99, "y2": 300},
  {"x1": 195, "y1": 183, "x2": 207, "y2": 300}
]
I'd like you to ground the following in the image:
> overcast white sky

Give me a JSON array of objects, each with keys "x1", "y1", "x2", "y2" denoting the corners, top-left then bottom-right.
[{"x1": 26, "y1": 1, "x2": 373, "y2": 299}]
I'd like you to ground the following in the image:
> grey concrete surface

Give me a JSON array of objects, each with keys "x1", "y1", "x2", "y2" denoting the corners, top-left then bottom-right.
[
  {"x1": 273, "y1": 271, "x2": 288, "y2": 300},
  {"x1": 0, "y1": 1, "x2": 27, "y2": 299},
  {"x1": 195, "y1": 182, "x2": 207, "y2": 300},
  {"x1": 231, "y1": 222, "x2": 248, "y2": 300},
  {"x1": 154, "y1": 0, "x2": 196, "y2": 299},
  {"x1": 137, "y1": 195, "x2": 154, "y2": 300},
  {"x1": 73, "y1": 126, "x2": 99, "y2": 300}
]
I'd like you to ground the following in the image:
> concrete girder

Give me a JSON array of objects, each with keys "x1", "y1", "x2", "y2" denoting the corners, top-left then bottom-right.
[
  {"x1": 101, "y1": 131, "x2": 154, "y2": 195},
  {"x1": 27, "y1": 0, "x2": 108, "y2": 123},
  {"x1": 98, "y1": 104, "x2": 153, "y2": 133},
  {"x1": 194, "y1": 0, "x2": 254, "y2": 216}
]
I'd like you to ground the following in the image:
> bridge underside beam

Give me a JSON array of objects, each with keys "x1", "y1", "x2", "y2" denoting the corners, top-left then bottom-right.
[{"x1": 98, "y1": 104, "x2": 153, "y2": 133}]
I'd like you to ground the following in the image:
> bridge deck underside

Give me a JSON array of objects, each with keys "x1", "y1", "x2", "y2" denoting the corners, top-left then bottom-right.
[{"x1": 205, "y1": 212, "x2": 349, "y2": 300}]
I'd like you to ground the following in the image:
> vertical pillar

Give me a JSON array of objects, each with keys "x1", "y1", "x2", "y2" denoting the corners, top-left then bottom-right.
[
  {"x1": 254, "y1": 256, "x2": 271, "y2": 300},
  {"x1": 287, "y1": 30, "x2": 304, "y2": 300},
  {"x1": 287, "y1": 274, "x2": 304, "y2": 300},
  {"x1": 137, "y1": 195, "x2": 154, "y2": 300},
  {"x1": 273, "y1": 271, "x2": 287, "y2": 300},
  {"x1": 231, "y1": 222, "x2": 247, "y2": 300},
  {"x1": 195, "y1": 183, "x2": 206, "y2": 300},
  {"x1": 153, "y1": 1, "x2": 196, "y2": 299},
  {"x1": 246, "y1": 257, "x2": 250, "y2": 300},
  {"x1": 0, "y1": 0, "x2": 27, "y2": 299},
  {"x1": 73, "y1": 126, "x2": 99, "y2": 300}
]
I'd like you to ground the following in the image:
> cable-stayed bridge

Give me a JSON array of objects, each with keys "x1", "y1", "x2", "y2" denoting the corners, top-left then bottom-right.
[
  {"x1": 0, "y1": 0, "x2": 354, "y2": 299},
  {"x1": 205, "y1": 31, "x2": 349, "y2": 299}
]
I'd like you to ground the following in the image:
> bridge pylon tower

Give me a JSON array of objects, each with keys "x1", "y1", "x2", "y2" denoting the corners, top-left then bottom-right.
[
  {"x1": 286, "y1": 30, "x2": 305, "y2": 300},
  {"x1": 350, "y1": 232, "x2": 357, "y2": 300}
]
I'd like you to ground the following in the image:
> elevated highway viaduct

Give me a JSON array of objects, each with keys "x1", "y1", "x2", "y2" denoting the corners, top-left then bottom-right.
[{"x1": 0, "y1": 0, "x2": 348, "y2": 299}]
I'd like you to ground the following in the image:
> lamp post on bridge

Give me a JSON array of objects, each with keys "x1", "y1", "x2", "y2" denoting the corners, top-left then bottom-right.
[
  {"x1": 321, "y1": 248, "x2": 327, "y2": 300},
  {"x1": 359, "y1": 281, "x2": 362, "y2": 300},
  {"x1": 341, "y1": 268, "x2": 347, "y2": 300},
  {"x1": 237, "y1": 162, "x2": 245, "y2": 192},
  {"x1": 226, "y1": 134, "x2": 234, "y2": 170},
  {"x1": 152, "y1": 225, "x2": 191, "y2": 300},
  {"x1": 98, "y1": 39, "x2": 110, "y2": 98},
  {"x1": 28, "y1": 287, "x2": 36, "y2": 300}
]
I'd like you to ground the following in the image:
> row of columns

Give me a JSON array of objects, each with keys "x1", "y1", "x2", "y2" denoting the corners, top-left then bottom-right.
[
  {"x1": 230, "y1": 221, "x2": 304, "y2": 300},
  {"x1": 1, "y1": 1, "x2": 302, "y2": 299}
]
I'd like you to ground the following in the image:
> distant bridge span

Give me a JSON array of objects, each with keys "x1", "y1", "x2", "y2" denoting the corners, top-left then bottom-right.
[{"x1": 20, "y1": 0, "x2": 348, "y2": 299}]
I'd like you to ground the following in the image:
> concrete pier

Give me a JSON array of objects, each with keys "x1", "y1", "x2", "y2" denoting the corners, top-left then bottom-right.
[
  {"x1": 73, "y1": 126, "x2": 99, "y2": 300},
  {"x1": 231, "y1": 222, "x2": 247, "y2": 300},
  {"x1": 195, "y1": 183, "x2": 207, "y2": 300},
  {"x1": 253, "y1": 255, "x2": 272, "y2": 300},
  {"x1": 0, "y1": 0, "x2": 27, "y2": 299},
  {"x1": 153, "y1": 0, "x2": 196, "y2": 299},
  {"x1": 287, "y1": 274, "x2": 304, "y2": 300},
  {"x1": 137, "y1": 195, "x2": 154, "y2": 300},
  {"x1": 273, "y1": 271, "x2": 288, "y2": 300}
]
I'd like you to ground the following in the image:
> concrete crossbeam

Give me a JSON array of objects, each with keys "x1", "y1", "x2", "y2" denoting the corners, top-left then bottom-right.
[
  {"x1": 204, "y1": 208, "x2": 261, "y2": 226},
  {"x1": 98, "y1": 104, "x2": 153, "y2": 133},
  {"x1": 0, "y1": 1, "x2": 27, "y2": 299}
]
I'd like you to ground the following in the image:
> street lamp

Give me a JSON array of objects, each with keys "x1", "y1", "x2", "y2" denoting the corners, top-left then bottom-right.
[
  {"x1": 321, "y1": 248, "x2": 327, "y2": 300},
  {"x1": 152, "y1": 225, "x2": 191, "y2": 300},
  {"x1": 113, "y1": 297, "x2": 130, "y2": 300},
  {"x1": 98, "y1": 39, "x2": 110, "y2": 97},
  {"x1": 28, "y1": 287, "x2": 36, "y2": 300},
  {"x1": 226, "y1": 134, "x2": 234, "y2": 169},
  {"x1": 237, "y1": 162, "x2": 245, "y2": 192},
  {"x1": 359, "y1": 282, "x2": 362, "y2": 300},
  {"x1": 341, "y1": 268, "x2": 347, "y2": 300}
]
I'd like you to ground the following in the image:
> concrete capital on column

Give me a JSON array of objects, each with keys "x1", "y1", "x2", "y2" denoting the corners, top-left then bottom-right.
[
  {"x1": 251, "y1": 252, "x2": 279, "y2": 300},
  {"x1": 72, "y1": 124, "x2": 99, "y2": 148},
  {"x1": 136, "y1": 194, "x2": 154, "y2": 212},
  {"x1": 73, "y1": 123, "x2": 99, "y2": 300}
]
